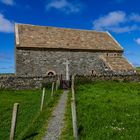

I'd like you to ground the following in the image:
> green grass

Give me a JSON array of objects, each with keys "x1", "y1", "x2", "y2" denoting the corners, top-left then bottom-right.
[
  {"x1": 62, "y1": 81, "x2": 140, "y2": 140},
  {"x1": 0, "y1": 88, "x2": 62, "y2": 140},
  {"x1": 61, "y1": 91, "x2": 74, "y2": 140},
  {"x1": 136, "y1": 67, "x2": 140, "y2": 72}
]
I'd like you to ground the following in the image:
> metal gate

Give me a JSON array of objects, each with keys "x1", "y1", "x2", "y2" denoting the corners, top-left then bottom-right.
[
  {"x1": 60, "y1": 75, "x2": 71, "y2": 89},
  {"x1": 61, "y1": 80, "x2": 71, "y2": 89}
]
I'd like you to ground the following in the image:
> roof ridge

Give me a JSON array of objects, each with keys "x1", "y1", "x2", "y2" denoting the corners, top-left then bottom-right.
[{"x1": 15, "y1": 23, "x2": 107, "y2": 34}]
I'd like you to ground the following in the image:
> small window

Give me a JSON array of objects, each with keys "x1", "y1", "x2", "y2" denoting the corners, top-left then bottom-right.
[
  {"x1": 92, "y1": 70, "x2": 96, "y2": 75},
  {"x1": 92, "y1": 70, "x2": 94, "y2": 74},
  {"x1": 46, "y1": 70, "x2": 56, "y2": 76},
  {"x1": 48, "y1": 72, "x2": 54, "y2": 76}
]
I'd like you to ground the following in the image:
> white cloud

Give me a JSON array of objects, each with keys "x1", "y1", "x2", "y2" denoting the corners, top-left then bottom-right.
[
  {"x1": 129, "y1": 13, "x2": 140, "y2": 22},
  {"x1": 108, "y1": 25, "x2": 138, "y2": 33},
  {"x1": 135, "y1": 38, "x2": 140, "y2": 45},
  {"x1": 93, "y1": 11, "x2": 126, "y2": 30},
  {"x1": 92, "y1": 11, "x2": 140, "y2": 33},
  {"x1": 0, "y1": 13, "x2": 14, "y2": 33},
  {"x1": 0, "y1": 0, "x2": 14, "y2": 6},
  {"x1": 46, "y1": 0, "x2": 83, "y2": 14}
]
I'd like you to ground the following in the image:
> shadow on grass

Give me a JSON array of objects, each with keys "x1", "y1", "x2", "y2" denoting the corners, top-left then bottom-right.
[{"x1": 22, "y1": 132, "x2": 39, "y2": 140}]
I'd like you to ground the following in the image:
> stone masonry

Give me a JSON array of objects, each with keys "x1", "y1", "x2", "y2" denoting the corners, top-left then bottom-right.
[{"x1": 16, "y1": 49, "x2": 112, "y2": 77}]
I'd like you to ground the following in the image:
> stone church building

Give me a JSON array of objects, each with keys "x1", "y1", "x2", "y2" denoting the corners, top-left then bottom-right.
[{"x1": 15, "y1": 23, "x2": 134, "y2": 77}]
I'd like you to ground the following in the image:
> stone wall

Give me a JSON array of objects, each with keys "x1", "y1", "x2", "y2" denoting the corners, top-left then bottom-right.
[
  {"x1": 16, "y1": 48, "x2": 111, "y2": 77},
  {"x1": 0, "y1": 73, "x2": 140, "y2": 90},
  {"x1": 75, "y1": 73, "x2": 140, "y2": 83},
  {"x1": 0, "y1": 75, "x2": 56, "y2": 90}
]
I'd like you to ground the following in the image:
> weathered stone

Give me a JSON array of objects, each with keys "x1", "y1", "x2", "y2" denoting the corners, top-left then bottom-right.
[
  {"x1": 16, "y1": 49, "x2": 114, "y2": 77},
  {"x1": 0, "y1": 75, "x2": 57, "y2": 90},
  {"x1": 0, "y1": 73, "x2": 140, "y2": 90}
]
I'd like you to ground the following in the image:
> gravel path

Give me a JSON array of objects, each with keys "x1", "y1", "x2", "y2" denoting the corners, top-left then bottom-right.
[{"x1": 42, "y1": 90, "x2": 68, "y2": 140}]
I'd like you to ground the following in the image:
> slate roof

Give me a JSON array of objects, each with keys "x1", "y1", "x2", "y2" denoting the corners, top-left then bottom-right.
[
  {"x1": 15, "y1": 23, "x2": 123, "y2": 51},
  {"x1": 101, "y1": 56, "x2": 134, "y2": 71}
]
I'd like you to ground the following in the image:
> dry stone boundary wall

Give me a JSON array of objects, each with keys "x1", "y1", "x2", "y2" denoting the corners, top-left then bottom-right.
[
  {"x1": 75, "y1": 73, "x2": 140, "y2": 83},
  {"x1": 0, "y1": 75, "x2": 56, "y2": 90},
  {"x1": 0, "y1": 73, "x2": 140, "y2": 90}
]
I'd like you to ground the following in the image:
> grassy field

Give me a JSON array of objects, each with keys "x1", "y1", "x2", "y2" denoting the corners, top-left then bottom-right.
[
  {"x1": 62, "y1": 81, "x2": 140, "y2": 140},
  {"x1": 0, "y1": 88, "x2": 62, "y2": 140},
  {"x1": 136, "y1": 67, "x2": 140, "y2": 72}
]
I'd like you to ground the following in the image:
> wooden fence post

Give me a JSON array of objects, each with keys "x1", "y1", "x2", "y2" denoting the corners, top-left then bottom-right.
[
  {"x1": 71, "y1": 98, "x2": 78, "y2": 140},
  {"x1": 55, "y1": 78, "x2": 59, "y2": 91},
  {"x1": 71, "y1": 75, "x2": 78, "y2": 140},
  {"x1": 71, "y1": 75, "x2": 75, "y2": 99},
  {"x1": 40, "y1": 87, "x2": 45, "y2": 111},
  {"x1": 56, "y1": 77, "x2": 60, "y2": 91},
  {"x1": 10, "y1": 103, "x2": 19, "y2": 140},
  {"x1": 51, "y1": 82, "x2": 55, "y2": 98},
  {"x1": 55, "y1": 80, "x2": 57, "y2": 91}
]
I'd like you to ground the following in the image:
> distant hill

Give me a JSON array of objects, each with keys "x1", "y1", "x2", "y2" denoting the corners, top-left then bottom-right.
[
  {"x1": 0, "y1": 73, "x2": 15, "y2": 76},
  {"x1": 136, "y1": 67, "x2": 140, "y2": 72}
]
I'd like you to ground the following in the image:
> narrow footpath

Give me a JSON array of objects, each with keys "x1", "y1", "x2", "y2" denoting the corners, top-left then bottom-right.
[{"x1": 42, "y1": 90, "x2": 68, "y2": 140}]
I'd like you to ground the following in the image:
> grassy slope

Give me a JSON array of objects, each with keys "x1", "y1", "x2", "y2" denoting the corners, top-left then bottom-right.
[
  {"x1": 62, "y1": 81, "x2": 140, "y2": 140},
  {"x1": 136, "y1": 67, "x2": 140, "y2": 72},
  {"x1": 0, "y1": 88, "x2": 62, "y2": 140}
]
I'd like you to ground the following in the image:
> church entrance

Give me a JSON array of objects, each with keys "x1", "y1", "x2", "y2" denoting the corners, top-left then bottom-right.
[
  {"x1": 61, "y1": 80, "x2": 70, "y2": 89},
  {"x1": 60, "y1": 74, "x2": 71, "y2": 89},
  {"x1": 59, "y1": 60, "x2": 71, "y2": 89}
]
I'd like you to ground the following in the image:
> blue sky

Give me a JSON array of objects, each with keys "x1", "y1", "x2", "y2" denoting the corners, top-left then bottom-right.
[{"x1": 0, "y1": 0, "x2": 140, "y2": 73}]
